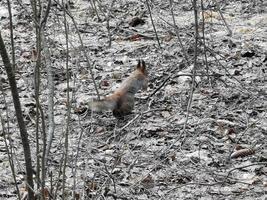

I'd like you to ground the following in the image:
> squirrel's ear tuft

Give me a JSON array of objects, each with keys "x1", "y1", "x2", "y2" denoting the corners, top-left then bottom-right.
[
  {"x1": 136, "y1": 59, "x2": 146, "y2": 73},
  {"x1": 136, "y1": 59, "x2": 141, "y2": 69}
]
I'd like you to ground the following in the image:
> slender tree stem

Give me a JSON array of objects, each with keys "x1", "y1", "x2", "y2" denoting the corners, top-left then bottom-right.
[{"x1": 145, "y1": 0, "x2": 161, "y2": 48}]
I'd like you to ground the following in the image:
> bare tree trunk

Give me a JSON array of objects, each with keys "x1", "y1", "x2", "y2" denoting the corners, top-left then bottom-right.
[
  {"x1": 62, "y1": 2, "x2": 70, "y2": 198},
  {"x1": 44, "y1": 38, "x2": 55, "y2": 166},
  {"x1": 0, "y1": 31, "x2": 35, "y2": 200},
  {"x1": 30, "y1": 1, "x2": 52, "y2": 197},
  {"x1": 6, "y1": 0, "x2": 16, "y2": 71}
]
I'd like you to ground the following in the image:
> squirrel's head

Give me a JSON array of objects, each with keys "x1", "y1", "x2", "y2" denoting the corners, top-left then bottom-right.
[{"x1": 136, "y1": 59, "x2": 148, "y2": 90}]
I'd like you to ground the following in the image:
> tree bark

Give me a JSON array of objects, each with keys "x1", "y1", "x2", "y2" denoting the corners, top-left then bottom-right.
[{"x1": 0, "y1": 31, "x2": 35, "y2": 199}]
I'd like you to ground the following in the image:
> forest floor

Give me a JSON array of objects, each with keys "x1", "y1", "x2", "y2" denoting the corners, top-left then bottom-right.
[{"x1": 0, "y1": 0, "x2": 266, "y2": 199}]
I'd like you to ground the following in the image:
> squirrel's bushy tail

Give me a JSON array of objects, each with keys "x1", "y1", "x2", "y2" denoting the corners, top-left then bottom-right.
[{"x1": 89, "y1": 99, "x2": 117, "y2": 112}]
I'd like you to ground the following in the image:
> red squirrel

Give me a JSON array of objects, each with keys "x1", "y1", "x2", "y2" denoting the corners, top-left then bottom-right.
[{"x1": 90, "y1": 60, "x2": 148, "y2": 118}]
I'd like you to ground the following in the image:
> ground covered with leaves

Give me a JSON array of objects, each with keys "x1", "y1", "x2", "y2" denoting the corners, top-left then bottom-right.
[{"x1": 0, "y1": 0, "x2": 266, "y2": 199}]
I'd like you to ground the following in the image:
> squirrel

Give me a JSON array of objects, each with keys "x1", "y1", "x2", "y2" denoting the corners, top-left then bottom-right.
[{"x1": 89, "y1": 60, "x2": 148, "y2": 118}]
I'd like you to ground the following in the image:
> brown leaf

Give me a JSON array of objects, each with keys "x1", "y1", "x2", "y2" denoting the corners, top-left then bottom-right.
[
  {"x1": 100, "y1": 79, "x2": 110, "y2": 87},
  {"x1": 19, "y1": 186, "x2": 28, "y2": 200},
  {"x1": 41, "y1": 187, "x2": 49, "y2": 199},
  {"x1": 231, "y1": 148, "x2": 255, "y2": 159},
  {"x1": 169, "y1": 152, "x2": 176, "y2": 161},
  {"x1": 129, "y1": 17, "x2": 145, "y2": 27},
  {"x1": 74, "y1": 192, "x2": 80, "y2": 200},
  {"x1": 31, "y1": 48, "x2": 38, "y2": 62},
  {"x1": 141, "y1": 174, "x2": 155, "y2": 188},
  {"x1": 129, "y1": 34, "x2": 142, "y2": 41}
]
